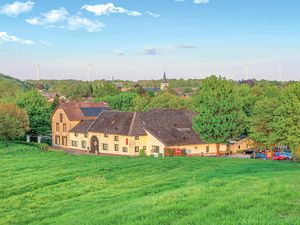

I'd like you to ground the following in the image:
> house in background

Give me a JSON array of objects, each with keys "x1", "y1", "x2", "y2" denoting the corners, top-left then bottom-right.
[
  {"x1": 229, "y1": 138, "x2": 255, "y2": 153},
  {"x1": 51, "y1": 102, "x2": 110, "y2": 148},
  {"x1": 52, "y1": 106, "x2": 228, "y2": 156}
]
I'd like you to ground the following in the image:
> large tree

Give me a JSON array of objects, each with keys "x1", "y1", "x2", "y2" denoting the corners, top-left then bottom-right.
[
  {"x1": 149, "y1": 92, "x2": 190, "y2": 110},
  {"x1": 104, "y1": 92, "x2": 136, "y2": 111},
  {"x1": 273, "y1": 91, "x2": 300, "y2": 160},
  {"x1": 0, "y1": 104, "x2": 29, "y2": 143},
  {"x1": 17, "y1": 90, "x2": 52, "y2": 135},
  {"x1": 192, "y1": 76, "x2": 246, "y2": 154},
  {"x1": 249, "y1": 96, "x2": 280, "y2": 155}
]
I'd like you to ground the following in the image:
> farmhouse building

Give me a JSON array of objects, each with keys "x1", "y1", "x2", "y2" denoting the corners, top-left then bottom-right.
[
  {"x1": 52, "y1": 104, "x2": 228, "y2": 156},
  {"x1": 52, "y1": 102, "x2": 110, "y2": 148}
]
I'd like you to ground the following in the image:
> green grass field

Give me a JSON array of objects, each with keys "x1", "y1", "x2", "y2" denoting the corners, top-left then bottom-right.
[{"x1": 0, "y1": 143, "x2": 299, "y2": 225}]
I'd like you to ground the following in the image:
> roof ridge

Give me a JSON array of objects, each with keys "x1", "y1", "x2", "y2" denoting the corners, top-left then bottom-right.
[
  {"x1": 128, "y1": 112, "x2": 137, "y2": 136},
  {"x1": 86, "y1": 109, "x2": 108, "y2": 132}
]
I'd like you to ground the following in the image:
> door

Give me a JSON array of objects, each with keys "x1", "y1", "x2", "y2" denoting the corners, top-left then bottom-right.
[{"x1": 90, "y1": 136, "x2": 99, "y2": 153}]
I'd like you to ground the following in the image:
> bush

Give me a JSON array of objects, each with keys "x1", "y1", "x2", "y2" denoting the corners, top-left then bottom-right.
[
  {"x1": 139, "y1": 149, "x2": 146, "y2": 157},
  {"x1": 36, "y1": 143, "x2": 49, "y2": 151}
]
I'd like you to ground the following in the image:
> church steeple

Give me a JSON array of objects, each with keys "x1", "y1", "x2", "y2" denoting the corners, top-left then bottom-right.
[
  {"x1": 160, "y1": 70, "x2": 169, "y2": 90},
  {"x1": 163, "y1": 70, "x2": 167, "y2": 83}
]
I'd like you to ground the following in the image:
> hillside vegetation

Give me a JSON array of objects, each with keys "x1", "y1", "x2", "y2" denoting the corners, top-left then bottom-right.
[{"x1": 0, "y1": 143, "x2": 299, "y2": 225}]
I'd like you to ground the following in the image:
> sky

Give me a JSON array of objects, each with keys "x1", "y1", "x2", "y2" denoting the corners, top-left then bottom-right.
[{"x1": 0, "y1": 0, "x2": 300, "y2": 81}]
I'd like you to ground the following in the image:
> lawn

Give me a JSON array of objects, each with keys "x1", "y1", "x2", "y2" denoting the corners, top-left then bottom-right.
[{"x1": 0, "y1": 143, "x2": 299, "y2": 225}]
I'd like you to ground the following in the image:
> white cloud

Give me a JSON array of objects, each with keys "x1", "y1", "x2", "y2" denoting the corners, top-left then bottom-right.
[
  {"x1": 175, "y1": 0, "x2": 210, "y2": 3},
  {"x1": 81, "y1": 3, "x2": 142, "y2": 16},
  {"x1": 26, "y1": 7, "x2": 68, "y2": 26},
  {"x1": 193, "y1": 0, "x2": 210, "y2": 4},
  {"x1": 145, "y1": 11, "x2": 160, "y2": 18},
  {"x1": 0, "y1": 0, "x2": 34, "y2": 17},
  {"x1": 67, "y1": 16, "x2": 105, "y2": 32},
  {"x1": 0, "y1": 31, "x2": 34, "y2": 45},
  {"x1": 143, "y1": 43, "x2": 198, "y2": 55},
  {"x1": 26, "y1": 8, "x2": 105, "y2": 32}
]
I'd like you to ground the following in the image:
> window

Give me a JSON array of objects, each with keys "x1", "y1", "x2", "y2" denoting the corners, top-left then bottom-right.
[
  {"x1": 104, "y1": 133, "x2": 109, "y2": 138},
  {"x1": 71, "y1": 141, "x2": 78, "y2": 147},
  {"x1": 75, "y1": 133, "x2": 78, "y2": 137},
  {"x1": 238, "y1": 145, "x2": 241, "y2": 149},
  {"x1": 63, "y1": 124, "x2": 67, "y2": 132},
  {"x1": 122, "y1": 147, "x2": 128, "y2": 152},
  {"x1": 135, "y1": 146, "x2": 139, "y2": 153},
  {"x1": 151, "y1": 146, "x2": 160, "y2": 153},
  {"x1": 195, "y1": 146, "x2": 198, "y2": 149},
  {"x1": 84, "y1": 133, "x2": 88, "y2": 138},
  {"x1": 55, "y1": 136, "x2": 60, "y2": 145},
  {"x1": 114, "y1": 136, "x2": 119, "y2": 141},
  {"x1": 82, "y1": 141, "x2": 87, "y2": 149},
  {"x1": 143, "y1": 146, "x2": 146, "y2": 150},
  {"x1": 206, "y1": 146, "x2": 210, "y2": 153},
  {"x1": 135, "y1": 136, "x2": 139, "y2": 140},
  {"x1": 102, "y1": 144, "x2": 108, "y2": 151},
  {"x1": 62, "y1": 136, "x2": 67, "y2": 146},
  {"x1": 114, "y1": 144, "x2": 119, "y2": 151},
  {"x1": 59, "y1": 114, "x2": 63, "y2": 123},
  {"x1": 56, "y1": 123, "x2": 59, "y2": 132}
]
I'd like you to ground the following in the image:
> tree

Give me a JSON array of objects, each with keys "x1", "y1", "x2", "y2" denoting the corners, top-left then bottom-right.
[
  {"x1": 273, "y1": 91, "x2": 300, "y2": 160},
  {"x1": 0, "y1": 79, "x2": 22, "y2": 103},
  {"x1": 93, "y1": 81, "x2": 119, "y2": 98},
  {"x1": 0, "y1": 104, "x2": 29, "y2": 143},
  {"x1": 133, "y1": 95, "x2": 151, "y2": 112},
  {"x1": 104, "y1": 92, "x2": 136, "y2": 111},
  {"x1": 17, "y1": 90, "x2": 52, "y2": 135},
  {"x1": 249, "y1": 96, "x2": 280, "y2": 154},
  {"x1": 149, "y1": 92, "x2": 189, "y2": 110},
  {"x1": 192, "y1": 76, "x2": 246, "y2": 154},
  {"x1": 51, "y1": 94, "x2": 60, "y2": 112}
]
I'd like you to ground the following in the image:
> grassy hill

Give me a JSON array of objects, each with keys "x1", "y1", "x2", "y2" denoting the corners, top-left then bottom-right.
[
  {"x1": 0, "y1": 73, "x2": 29, "y2": 91},
  {"x1": 0, "y1": 143, "x2": 299, "y2": 225}
]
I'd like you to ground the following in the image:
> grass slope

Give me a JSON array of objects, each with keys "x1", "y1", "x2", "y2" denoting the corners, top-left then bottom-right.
[{"x1": 0, "y1": 143, "x2": 299, "y2": 225}]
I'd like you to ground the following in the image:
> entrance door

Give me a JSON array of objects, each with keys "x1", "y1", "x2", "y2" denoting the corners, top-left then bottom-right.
[{"x1": 90, "y1": 136, "x2": 99, "y2": 153}]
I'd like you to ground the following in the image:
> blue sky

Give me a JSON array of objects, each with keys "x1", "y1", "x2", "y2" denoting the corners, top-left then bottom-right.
[{"x1": 0, "y1": 0, "x2": 300, "y2": 81}]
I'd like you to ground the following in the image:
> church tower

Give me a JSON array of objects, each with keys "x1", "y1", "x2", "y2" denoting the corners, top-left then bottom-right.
[{"x1": 160, "y1": 71, "x2": 169, "y2": 90}]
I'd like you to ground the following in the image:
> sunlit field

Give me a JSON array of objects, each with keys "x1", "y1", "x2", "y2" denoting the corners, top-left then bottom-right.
[{"x1": 0, "y1": 143, "x2": 299, "y2": 225}]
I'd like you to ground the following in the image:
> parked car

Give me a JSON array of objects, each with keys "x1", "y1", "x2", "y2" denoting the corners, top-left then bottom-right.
[
  {"x1": 255, "y1": 152, "x2": 269, "y2": 160},
  {"x1": 242, "y1": 148, "x2": 254, "y2": 155},
  {"x1": 282, "y1": 151, "x2": 293, "y2": 160},
  {"x1": 273, "y1": 152, "x2": 285, "y2": 160}
]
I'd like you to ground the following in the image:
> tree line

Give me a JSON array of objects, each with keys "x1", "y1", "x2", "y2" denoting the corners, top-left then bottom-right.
[{"x1": 0, "y1": 74, "x2": 300, "y2": 160}]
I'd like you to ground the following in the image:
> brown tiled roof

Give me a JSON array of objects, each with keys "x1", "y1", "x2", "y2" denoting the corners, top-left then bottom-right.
[
  {"x1": 88, "y1": 111, "x2": 146, "y2": 136},
  {"x1": 86, "y1": 109, "x2": 203, "y2": 146},
  {"x1": 60, "y1": 102, "x2": 109, "y2": 121},
  {"x1": 140, "y1": 109, "x2": 203, "y2": 146},
  {"x1": 69, "y1": 120, "x2": 94, "y2": 133}
]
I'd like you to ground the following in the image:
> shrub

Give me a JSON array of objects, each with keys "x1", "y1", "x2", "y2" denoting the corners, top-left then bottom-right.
[
  {"x1": 36, "y1": 143, "x2": 49, "y2": 151},
  {"x1": 139, "y1": 149, "x2": 146, "y2": 157}
]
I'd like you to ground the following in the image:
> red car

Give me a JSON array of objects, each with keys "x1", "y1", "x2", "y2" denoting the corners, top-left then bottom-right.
[{"x1": 272, "y1": 152, "x2": 285, "y2": 160}]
